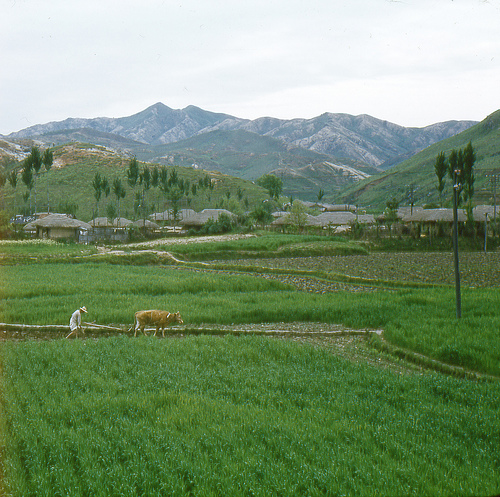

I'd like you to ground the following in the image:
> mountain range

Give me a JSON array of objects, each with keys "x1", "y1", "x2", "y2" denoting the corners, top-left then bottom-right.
[
  {"x1": 341, "y1": 109, "x2": 500, "y2": 210},
  {"x1": 1, "y1": 102, "x2": 478, "y2": 202}
]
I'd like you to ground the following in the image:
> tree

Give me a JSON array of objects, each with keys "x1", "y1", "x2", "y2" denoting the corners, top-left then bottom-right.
[
  {"x1": 127, "y1": 157, "x2": 140, "y2": 189},
  {"x1": 151, "y1": 165, "x2": 160, "y2": 213},
  {"x1": 462, "y1": 141, "x2": 476, "y2": 227},
  {"x1": 112, "y1": 178, "x2": 126, "y2": 225},
  {"x1": 256, "y1": 174, "x2": 282, "y2": 200},
  {"x1": 29, "y1": 146, "x2": 43, "y2": 214},
  {"x1": 288, "y1": 200, "x2": 308, "y2": 233},
  {"x1": 127, "y1": 157, "x2": 140, "y2": 218},
  {"x1": 139, "y1": 166, "x2": 152, "y2": 223},
  {"x1": 317, "y1": 188, "x2": 325, "y2": 202},
  {"x1": 251, "y1": 205, "x2": 273, "y2": 229},
  {"x1": 384, "y1": 197, "x2": 400, "y2": 238},
  {"x1": 158, "y1": 166, "x2": 169, "y2": 214},
  {"x1": 8, "y1": 170, "x2": 18, "y2": 218},
  {"x1": 167, "y1": 187, "x2": 183, "y2": 227},
  {"x1": 106, "y1": 202, "x2": 117, "y2": 223},
  {"x1": 92, "y1": 172, "x2": 104, "y2": 217},
  {"x1": 434, "y1": 151, "x2": 447, "y2": 207},
  {"x1": 21, "y1": 158, "x2": 34, "y2": 214},
  {"x1": 42, "y1": 148, "x2": 53, "y2": 212},
  {"x1": 101, "y1": 176, "x2": 110, "y2": 214},
  {"x1": 168, "y1": 167, "x2": 179, "y2": 188}
]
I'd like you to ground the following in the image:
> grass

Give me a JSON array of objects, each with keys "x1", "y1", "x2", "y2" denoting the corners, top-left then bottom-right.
[
  {"x1": 0, "y1": 336, "x2": 498, "y2": 496},
  {"x1": 135, "y1": 233, "x2": 369, "y2": 260},
  {"x1": 0, "y1": 239, "x2": 98, "y2": 259},
  {"x1": 1, "y1": 262, "x2": 499, "y2": 377},
  {"x1": 1, "y1": 235, "x2": 499, "y2": 495}
]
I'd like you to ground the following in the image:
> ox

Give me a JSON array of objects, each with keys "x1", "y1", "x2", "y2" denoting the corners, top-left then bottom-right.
[{"x1": 129, "y1": 310, "x2": 183, "y2": 337}]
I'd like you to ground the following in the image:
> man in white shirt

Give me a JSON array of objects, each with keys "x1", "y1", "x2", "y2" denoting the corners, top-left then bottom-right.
[{"x1": 66, "y1": 306, "x2": 87, "y2": 339}]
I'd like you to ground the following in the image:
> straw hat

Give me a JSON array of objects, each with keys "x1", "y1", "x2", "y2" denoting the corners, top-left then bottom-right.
[{"x1": 80, "y1": 306, "x2": 87, "y2": 313}]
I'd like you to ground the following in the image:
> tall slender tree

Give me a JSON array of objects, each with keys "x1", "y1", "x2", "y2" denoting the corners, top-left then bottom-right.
[
  {"x1": 92, "y1": 172, "x2": 103, "y2": 218},
  {"x1": 127, "y1": 157, "x2": 140, "y2": 218},
  {"x1": 151, "y1": 165, "x2": 160, "y2": 215},
  {"x1": 112, "y1": 178, "x2": 126, "y2": 226},
  {"x1": 462, "y1": 141, "x2": 476, "y2": 227},
  {"x1": 29, "y1": 146, "x2": 43, "y2": 214},
  {"x1": 139, "y1": 166, "x2": 152, "y2": 225},
  {"x1": 8, "y1": 170, "x2": 18, "y2": 217},
  {"x1": 434, "y1": 151, "x2": 447, "y2": 207},
  {"x1": 42, "y1": 148, "x2": 53, "y2": 212},
  {"x1": 21, "y1": 158, "x2": 34, "y2": 215},
  {"x1": 101, "y1": 176, "x2": 110, "y2": 214}
]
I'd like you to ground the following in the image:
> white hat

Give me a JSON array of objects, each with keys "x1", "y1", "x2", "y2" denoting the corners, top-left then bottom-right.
[{"x1": 80, "y1": 306, "x2": 87, "y2": 313}]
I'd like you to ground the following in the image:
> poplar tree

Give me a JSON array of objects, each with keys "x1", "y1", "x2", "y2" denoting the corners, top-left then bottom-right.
[
  {"x1": 434, "y1": 151, "x2": 447, "y2": 206},
  {"x1": 42, "y1": 148, "x2": 53, "y2": 212}
]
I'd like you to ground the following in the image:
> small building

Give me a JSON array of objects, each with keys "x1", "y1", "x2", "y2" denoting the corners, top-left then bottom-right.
[
  {"x1": 473, "y1": 205, "x2": 498, "y2": 222},
  {"x1": 83, "y1": 217, "x2": 132, "y2": 243},
  {"x1": 24, "y1": 214, "x2": 91, "y2": 241},
  {"x1": 150, "y1": 209, "x2": 197, "y2": 226},
  {"x1": 402, "y1": 208, "x2": 467, "y2": 238},
  {"x1": 179, "y1": 209, "x2": 235, "y2": 230},
  {"x1": 131, "y1": 219, "x2": 160, "y2": 230}
]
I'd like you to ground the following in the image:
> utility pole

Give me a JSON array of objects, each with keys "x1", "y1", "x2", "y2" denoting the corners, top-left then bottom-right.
[
  {"x1": 485, "y1": 170, "x2": 498, "y2": 221},
  {"x1": 452, "y1": 168, "x2": 461, "y2": 318},
  {"x1": 406, "y1": 183, "x2": 417, "y2": 215},
  {"x1": 491, "y1": 173, "x2": 498, "y2": 222}
]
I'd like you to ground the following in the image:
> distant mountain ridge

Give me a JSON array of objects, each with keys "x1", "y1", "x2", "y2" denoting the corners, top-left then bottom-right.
[
  {"x1": 5, "y1": 102, "x2": 476, "y2": 168},
  {"x1": 340, "y1": 109, "x2": 500, "y2": 210}
]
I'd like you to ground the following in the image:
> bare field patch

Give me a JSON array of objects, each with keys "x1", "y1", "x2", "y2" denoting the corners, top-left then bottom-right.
[{"x1": 222, "y1": 251, "x2": 500, "y2": 288}]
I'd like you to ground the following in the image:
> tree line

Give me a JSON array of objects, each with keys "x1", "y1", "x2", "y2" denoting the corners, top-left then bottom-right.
[
  {"x1": 8, "y1": 146, "x2": 54, "y2": 216},
  {"x1": 91, "y1": 157, "x2": 218, "y2": 223}
]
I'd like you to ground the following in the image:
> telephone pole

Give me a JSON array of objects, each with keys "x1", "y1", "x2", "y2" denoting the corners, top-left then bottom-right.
[{"x1": 452, "y1": 169, "x2": 461, "y2": 318}]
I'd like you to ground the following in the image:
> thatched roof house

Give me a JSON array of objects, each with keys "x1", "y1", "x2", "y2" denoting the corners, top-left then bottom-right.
[
  {"x1": 321, "y1": 203, "x2": 357, "y2": 213},
  {"x1": 314, "y1": 211, "x2": 357, "y2": 226},
  {"x1": 271, "y1": 211, "x2": 374, "y2": 231},
  {"x1": 179, "y1": 209, "x2": 235, "y2": 229},
  {"x1": 131, "y1": 219, "x2": 160, "y2": 229},
  {"x1": 150, "y1": 209, "x2": 197, "y2": 223},
  {"x1": 403, "y1": 208, "x2": 467, "y2": 224},
  {"x1": 473, "y1": 205, "x2": 498, "y2": 221},
  {"x1": 24, "y1": 214, "x2": 91, "y2": 241},
  {"x1": 89, "y1": 217, "x2": 133, "y2": 228},
  {"x1": 89, "y1": 217, "x2": 113, "y2": 228}
]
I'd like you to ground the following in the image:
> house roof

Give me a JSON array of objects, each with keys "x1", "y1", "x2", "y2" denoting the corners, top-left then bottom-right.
[
  {"x1": 179, "y1": 209, "x2": 235, "y2": 226},
  {"x1": 321, "y1": 203, "x2": 357, "y2": 212},
  {"x1": 473, "y1": 205, "x2": 498, "y2": 221},
  {"x1": 150, "y1": 209, "x2": 197, "y2": 222},
  {"x1": 131, "y1": 219, "x2": 160, "y2": 228},
  {"x1": 403, "y1": 208, "x2": 467, "y2": 223},
  {"x1": 271, "y1": 211, "x2": 374, "y2": 227},
  {"x1": 89, "y1": 217, "x2": 113, "y2": 227},
  {"x1": 24, "y1": 214, "x2": 91, "y2": 230},
  {"x1": 112, "y1": 217, "x2": 133, "y2": 227},
  {"x1": 314, "y1": 211, "x2": 357, "y2": 225}
]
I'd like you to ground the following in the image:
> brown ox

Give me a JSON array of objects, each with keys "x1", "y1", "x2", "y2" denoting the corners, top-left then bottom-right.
[{"x1": 130, "y1": 310, "x2": 183, "y2": 337}]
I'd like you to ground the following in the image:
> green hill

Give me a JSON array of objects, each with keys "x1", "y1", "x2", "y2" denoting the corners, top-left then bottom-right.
[
  {"x1": 3, "y1": 143, "x2": 270, "y2": 222},
  {"x1": 140, "y1": 129, "x2": 368, "y2": 181},
  {"x1": 339, "y1": 110, "x2": 500, "y2": 211}
]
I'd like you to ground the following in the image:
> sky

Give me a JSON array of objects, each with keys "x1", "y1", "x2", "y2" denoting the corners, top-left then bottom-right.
[{"x1": 1, "y1": 0, "x2": 499, "y2": 135}]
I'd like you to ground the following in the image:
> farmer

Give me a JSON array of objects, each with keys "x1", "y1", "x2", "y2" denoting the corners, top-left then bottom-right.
[{"x1": 66, "y1": 306, "x2": 87, "y2": 339}]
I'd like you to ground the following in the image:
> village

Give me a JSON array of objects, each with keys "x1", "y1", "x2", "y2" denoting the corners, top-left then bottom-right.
[{"x1": 13, "y1": 201, "x2": 499, "y2": 247}]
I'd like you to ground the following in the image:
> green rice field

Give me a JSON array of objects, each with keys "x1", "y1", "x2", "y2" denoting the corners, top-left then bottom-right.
[{"x1": 0, "y1": 235, "x2": 499, "y2": 496}]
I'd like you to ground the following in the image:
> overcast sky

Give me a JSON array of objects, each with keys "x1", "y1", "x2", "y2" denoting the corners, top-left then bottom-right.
[{"x1": 1, "y1": 0, "x2": 499, "y2": 135}]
